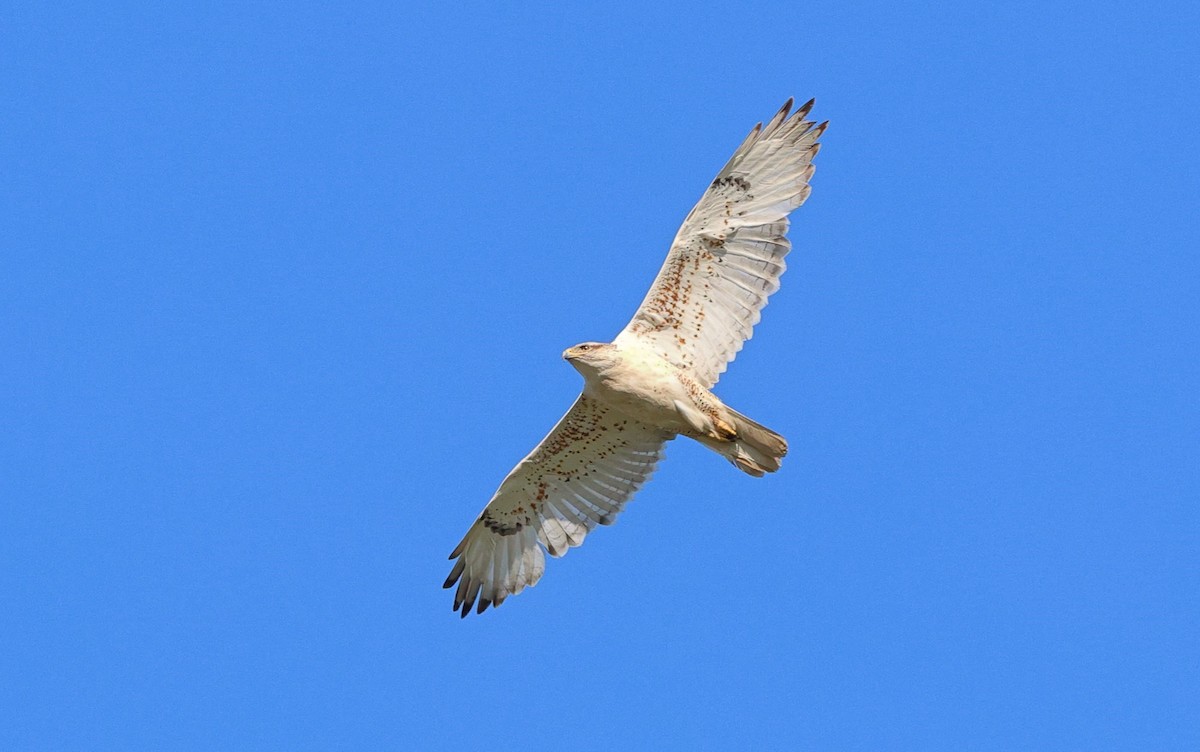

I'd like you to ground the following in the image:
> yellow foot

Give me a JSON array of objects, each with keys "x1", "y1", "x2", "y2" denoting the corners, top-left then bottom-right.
[{"x1": 714, "y1": 418, "x2": 738, "y2": 441}]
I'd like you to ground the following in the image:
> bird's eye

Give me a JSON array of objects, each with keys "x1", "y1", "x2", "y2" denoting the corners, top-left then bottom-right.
[{"x1": 579, "y1": 344, "x2": 591, "y2": 351}]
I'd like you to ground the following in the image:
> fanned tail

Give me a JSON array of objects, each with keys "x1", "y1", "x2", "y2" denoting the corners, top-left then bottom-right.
[{"x1": 698, "y1": 408, "x2": 788, "y2": 477}]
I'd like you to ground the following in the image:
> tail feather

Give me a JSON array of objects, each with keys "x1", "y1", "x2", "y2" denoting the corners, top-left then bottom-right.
[{"x1": 699, "y1": 408, "x2": 788, "y2": 477}]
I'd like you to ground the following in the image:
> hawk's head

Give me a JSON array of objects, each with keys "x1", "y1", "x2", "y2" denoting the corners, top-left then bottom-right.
[{"x1": 563, "y1": 342, "x2": 617, "y2": 374}]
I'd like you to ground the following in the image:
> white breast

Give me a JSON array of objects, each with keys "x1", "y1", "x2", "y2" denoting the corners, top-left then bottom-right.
[{"x1": 585, "y1": 343, "x2": 694, "y2": 434}]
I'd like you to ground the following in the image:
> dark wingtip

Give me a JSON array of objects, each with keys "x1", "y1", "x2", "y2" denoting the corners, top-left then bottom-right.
[
  {"x1": 797, "y1": 98, "x2": 816, "y2": 119},
  {"x1": 810, "y1": 122, "x2": 829, "y2": 148},
  {"x1": 443, "y1": 558, "x2": 466, "y2": 589}
]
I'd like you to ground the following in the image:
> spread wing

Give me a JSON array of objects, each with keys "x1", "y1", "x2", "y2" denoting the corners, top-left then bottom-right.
[
  {"x1": 444, "y1": 395, "x2": 670, "y2": 617},
  {"x1": 615, "y1": 99, "x2": 826, "y2": 388}
]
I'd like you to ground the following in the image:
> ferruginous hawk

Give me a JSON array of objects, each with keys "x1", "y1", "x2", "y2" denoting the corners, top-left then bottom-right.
[{"x1": 445, "y1": 99, "x2": 825, "y2": 617}]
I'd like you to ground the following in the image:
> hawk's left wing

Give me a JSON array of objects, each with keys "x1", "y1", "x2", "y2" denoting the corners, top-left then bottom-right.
[
  {"x1": 616, "y1": 99, "x2": 825, "y2": 388},
  {"x1": 444, "y1": 395, "x2": 670, "y2": 617}
]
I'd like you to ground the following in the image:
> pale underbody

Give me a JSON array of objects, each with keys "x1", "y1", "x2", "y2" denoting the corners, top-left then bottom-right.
[
  {"x1": 562, "y1": 340, "x2": 786, "y2": 479},
  {"x1": 567, "y1": 341, "x2": 737, "y2": 442}
]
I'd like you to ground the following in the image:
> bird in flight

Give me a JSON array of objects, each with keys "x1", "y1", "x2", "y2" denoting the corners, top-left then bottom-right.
[{"x1": 445, "y1": 99, "x2": 826, "y2": 617}]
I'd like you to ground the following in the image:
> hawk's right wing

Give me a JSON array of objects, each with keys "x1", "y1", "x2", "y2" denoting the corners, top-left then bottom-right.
[
  {"x1": 616, "y1": 99, "x2": 825, "y2": 388},
  {"x1": 444, "y1": 395, "x2": 670, "y2": 617}
]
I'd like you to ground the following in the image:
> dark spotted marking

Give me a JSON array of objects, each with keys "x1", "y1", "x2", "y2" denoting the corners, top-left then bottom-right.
[
  {"x1": 481, "y1": 509, "x2": 523, "y2": 536},
  {"x1": 712, "y1": 175, "x2": 751, "y2": 191}
]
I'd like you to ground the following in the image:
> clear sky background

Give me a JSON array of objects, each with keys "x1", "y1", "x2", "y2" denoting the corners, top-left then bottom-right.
[{"x1": 3, "y1": 2, "x2": 1197, "y2": 749}]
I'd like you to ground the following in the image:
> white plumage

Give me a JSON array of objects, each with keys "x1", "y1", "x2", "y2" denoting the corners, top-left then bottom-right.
[
  {"x1": 617, "y1": 99, "x2": 824, "y2": 388},
  {"x1": 445, "y1": 396, "x2": 668, "y2": 614},
  {"x1": 446, "y1": 100, "x2": 825, "y2": 617}
]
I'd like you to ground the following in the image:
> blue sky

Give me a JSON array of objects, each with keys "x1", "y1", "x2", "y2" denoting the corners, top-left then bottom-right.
[{"x1": 3, "y1": 1, "x2": 1197, "y2": 749}]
